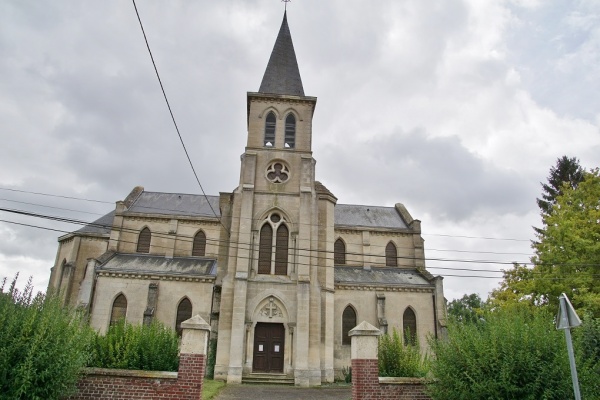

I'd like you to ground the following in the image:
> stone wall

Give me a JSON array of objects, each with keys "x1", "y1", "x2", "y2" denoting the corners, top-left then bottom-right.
[
  {"x1": 350, "y1": 321, "x2": 432, "y2": 400},
  {"x1": 65, "y1": 315, "x2": 210, "y2": 400}
]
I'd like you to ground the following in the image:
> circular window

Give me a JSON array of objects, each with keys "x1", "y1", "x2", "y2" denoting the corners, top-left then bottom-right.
[
  {"x1": 266, "y1": 161, "x2": 290, "y2": 183},
  {"x1": 270, "y1": 213, "x2": 281, "y2": 223}
]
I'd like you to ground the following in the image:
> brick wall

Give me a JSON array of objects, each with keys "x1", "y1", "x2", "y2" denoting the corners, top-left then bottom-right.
[
  {"x1": 65, "y1": 315, "x2": 210, "y2": 400},
  {"x1": 350, "y1": 321, "x2": 432, "y2": 400},
  {"x1": 65, "y1": 354, "x2": 205, "y2": 400}
]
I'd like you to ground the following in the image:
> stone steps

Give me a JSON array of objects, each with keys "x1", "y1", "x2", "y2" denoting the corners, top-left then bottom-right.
[{"x1": 242, "y1": 373, "x2": 295, "y2": 385}]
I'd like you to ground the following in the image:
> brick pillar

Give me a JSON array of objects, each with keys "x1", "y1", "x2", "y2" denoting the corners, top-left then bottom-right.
[
  {"x1": 349, "y1": 321, "x2": 381, "y2": 400},
  {"x1": 179, "y1": 315, "x2": 211, "y2": 400}
]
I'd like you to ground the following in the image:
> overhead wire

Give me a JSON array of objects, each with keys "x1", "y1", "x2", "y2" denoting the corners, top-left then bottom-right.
[{"x1": 130, "y1": 0, "x2": 229, "y2": 235}]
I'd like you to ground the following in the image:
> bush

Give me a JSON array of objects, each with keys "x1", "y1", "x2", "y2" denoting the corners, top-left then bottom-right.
[
  {"x1": 429, "y1": 306, "x2": 573, "y2": 400},
  {"x1": 205, "y1": 337, "x2": 218, "y2": 379},
  {"x1": 378, "y1": 329, "x2": 429, "y2": 378},
  {"x1": 575, "y1": 315, "x2": 600, "y2": 399},
  {"x1": 88, "y1": 320, "x2": 179, "y2": 371},
  {"x1": 0, "y1": 275, "x2": 94, "y2": 399}
]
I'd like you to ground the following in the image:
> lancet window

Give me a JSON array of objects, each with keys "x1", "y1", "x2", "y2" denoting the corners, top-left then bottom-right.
[
  {"x1": 284, "y1": 113, "x2": 296, "y2": 148},
  {"x1": 403, "y1": 307, "x2": 417, "y2": 345},
  {"x1": 257, "y1": 212, "x2": 289, "y2": 275},
  {"x1": 176, "y1": 297, "x2": 193, "y2": 336},
  {"x1": 342, "y1": 305, "x2": 357, "y2": 345},
  {"x1": 192, "y1": 230, "x2": 206, "y2": 256},
  {"x1": 334, "y1": 238, "x2": 346, "y2": 265},
  {"x1": 137, "y1": 227, "x2": 151, "y2": 253},
  {"x1": 385, "y1": 241, "x2": 397, "y2": 267},
  {"x1": 110, "y1": 294, "x2": 127, "y2": 326},
  {"x1": 264, "y1": 111, "x2": 276, "y2": 147}
]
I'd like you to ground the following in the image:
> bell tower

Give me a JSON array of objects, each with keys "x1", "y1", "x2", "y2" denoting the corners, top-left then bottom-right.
[{"x1": 216, "y1": 11, "x2": 334, "y2": 386}]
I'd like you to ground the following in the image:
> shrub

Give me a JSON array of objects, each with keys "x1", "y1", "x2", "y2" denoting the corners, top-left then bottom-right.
[
  {"x1": 574, "y1": 314, "x2": 600, "y2": 399},
  {"x1": 429, "y1": 306, "x2": 572, "y2": 400},
  {"x1": 205, "y1": 337, "x2": 218, "y2": 379},
  {"x1": 88, "y1": 320, "x2": 179, "y2": 371},
  {"x1": 0, "y1": 275, "x2": 94, "y2": 399},
  {"x1": 378, "y1": 329, "x2": 429, "y2": 378}
]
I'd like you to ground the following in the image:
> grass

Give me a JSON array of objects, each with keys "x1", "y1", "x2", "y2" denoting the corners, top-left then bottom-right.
[{"x1": 202, "y1": 379, "x2": 226, "y2": 400}]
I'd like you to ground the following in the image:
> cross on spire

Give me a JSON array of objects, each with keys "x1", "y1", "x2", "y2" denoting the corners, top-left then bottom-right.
[{"x1": 282, "y1": 0, "x2": 291, "y2": 11}]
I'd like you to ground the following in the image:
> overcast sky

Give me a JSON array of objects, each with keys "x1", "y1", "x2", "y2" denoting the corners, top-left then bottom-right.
[{"x1": 1, "y1": 0, "x2": 599, "y2": 301}]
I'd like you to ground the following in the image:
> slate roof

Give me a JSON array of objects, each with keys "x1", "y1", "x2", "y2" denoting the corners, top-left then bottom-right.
[
  {"x1": 259, "y1": 11, "x2": 305, "y2": 97},
  {"x1": 334, "y1": 267, "x2": 432, "y2": 286},
  {"x1": 97, "y1": 253, "x2": 217, "y2": 277},
  {"x1": 75, "y1": 211, "x2": 114, "y2": 235},
  {"x1": 334, "y1": 204, "x2": 408, "y2": 229},
  {"x1": 125, "y1": 192, "x2": 221, "y2": 218}
]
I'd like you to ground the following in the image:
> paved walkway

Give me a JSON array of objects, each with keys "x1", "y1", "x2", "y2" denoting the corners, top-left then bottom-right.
[{"x1": 213, "y1": 384, "x2": 352, "y2": 400}]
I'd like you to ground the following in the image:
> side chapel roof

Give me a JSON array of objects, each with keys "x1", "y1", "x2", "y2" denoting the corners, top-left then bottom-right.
[{"x1": 259, "y1": 11, "x2": 305, "y2": 97}]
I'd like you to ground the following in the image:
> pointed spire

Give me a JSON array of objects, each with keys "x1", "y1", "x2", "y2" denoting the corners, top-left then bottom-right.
[{"x1": 259, "y1": 11, "x2": 305, "y2": 97}]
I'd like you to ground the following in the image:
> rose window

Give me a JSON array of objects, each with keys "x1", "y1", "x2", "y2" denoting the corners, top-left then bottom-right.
[{"x1": 266, "y1": 162, "x2": 290, "y2": 183}]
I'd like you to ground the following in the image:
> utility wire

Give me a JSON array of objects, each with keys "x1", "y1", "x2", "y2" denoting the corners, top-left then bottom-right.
[
  {"x1": 131, "y1": 0, "x2": 228, "y2": 235},
  {"x1": 3, "y1": 207, "x2": 600, "y2": 272}
]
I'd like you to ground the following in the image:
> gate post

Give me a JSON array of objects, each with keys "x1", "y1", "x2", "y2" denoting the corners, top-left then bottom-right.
[
  {"x1": 180, "y1": 315, "x2": 212, "y2": 399},
  {"x1": 349, "y1": 321, "x2": 381, "y2": 400}
]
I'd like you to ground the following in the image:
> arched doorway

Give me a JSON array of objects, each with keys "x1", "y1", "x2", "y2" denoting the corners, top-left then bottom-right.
[{"x1": 252, "y1": 322, "x2": 285, "y2": 373}]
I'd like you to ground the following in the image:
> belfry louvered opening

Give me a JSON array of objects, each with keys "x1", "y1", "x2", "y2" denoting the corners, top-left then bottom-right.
[{"x1": 137, "y1": 228, "x2": 151, "y2": 253}]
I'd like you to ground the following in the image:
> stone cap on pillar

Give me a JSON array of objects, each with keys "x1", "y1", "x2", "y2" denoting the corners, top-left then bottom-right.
[
  {"x1": 181, "y1": 315, "x2": 211, "y2": 332},
  {"x1": 349, "y1": 321, "x2": 382, "y2": 337}
]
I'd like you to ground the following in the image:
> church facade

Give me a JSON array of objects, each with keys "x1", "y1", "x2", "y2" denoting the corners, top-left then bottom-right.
[{"x1": 48, "y1": 12, "x2": 446, "y2": 386}]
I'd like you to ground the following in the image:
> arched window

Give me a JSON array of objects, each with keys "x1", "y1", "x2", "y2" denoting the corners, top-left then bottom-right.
[
  {"x1": 110, "y1": 294, "x2": 127, "y2": 326},
  {"x1": 264, "y1": 111, "x2": 276, "y2": 147},
  {"x1": 403, "y1": 307, "x2": 417, "y2": 345},
  {"x1": 258, "y1": 224, "x2": 273, "y2": 274},
  {"x1": 175, "y1": 297, "x2": 193, "y2": 336},
  {"x1": 275, "y1": 224, "x2": 289, "y2": 275},
  {"x1": 385, "y1": 241, "x2": 397, "y2": 267},
  {"x1": 334, "y1": 238, "x2": 346, "y2": 265},
  {"x1": 192, "y1": 230, "x2": 206, "y2": 257},
  {"x1": 284, "y1": 114, "x2": 295, "y2": 148},
  {"x1": 342, "y1": 306, "x2": 357, "y2": 345},
  {"x1": 137, "y1": 227, "x2": 151, "y2": 253}
]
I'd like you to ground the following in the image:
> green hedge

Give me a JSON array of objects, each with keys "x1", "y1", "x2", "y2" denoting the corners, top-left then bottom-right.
[
  {"x1": 378, "y1": 329, "x2": 429, "y2": 378},
  {"x1": 0, "y1": 276, "x2": 94, "y2": 400},
  {"x1": 88, "y1": 320, "x2": 179, "y2": 371}
]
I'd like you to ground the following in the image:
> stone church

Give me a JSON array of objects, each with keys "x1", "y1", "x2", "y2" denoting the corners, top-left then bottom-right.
[{"x1": 48, "y1": 12, "x2": 446, "y2": 386}]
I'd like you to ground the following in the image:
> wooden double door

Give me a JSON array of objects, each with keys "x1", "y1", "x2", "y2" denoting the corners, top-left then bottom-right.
[{"x1": 252, "y1": 323, "x2": 285, "y2": 373}]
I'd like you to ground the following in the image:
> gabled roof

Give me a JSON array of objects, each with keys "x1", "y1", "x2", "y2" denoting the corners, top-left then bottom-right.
[
  {"x1": 259, "y1": 11, "x2": 305, "y2": 97},
  {"x1": 125, "y1": 192, "x2": 221, "y2": 218},
  {"x1": 75, "y1": 211, "x2": 114, "y2": 235}
]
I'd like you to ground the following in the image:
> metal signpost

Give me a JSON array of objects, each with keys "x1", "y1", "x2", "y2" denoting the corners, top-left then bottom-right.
[{"x1": 556, "y1": 293, "x2": 582, "y2": 400}]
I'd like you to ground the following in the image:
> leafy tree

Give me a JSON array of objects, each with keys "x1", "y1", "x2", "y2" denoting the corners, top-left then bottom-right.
[
  {"x1": 0, "y1": 275, "x2": 94, "y2": 399},
  {"x1": 536, "y1": 156, "x2": 584, "y2": 218},
  {"x1": 447, "y1": 293, "x2": 484, "y2": 324},
  {"x1": 429, "y1": 307, "x2": 573, "y2": 400},
  {"x1": 531, "y1": 168, "x2": 600, "y2": 315}
]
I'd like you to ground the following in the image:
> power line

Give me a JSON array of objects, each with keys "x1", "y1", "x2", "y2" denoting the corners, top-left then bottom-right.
[
  {"x1": 0, "y1": 187, "x2": 531, "y2": 245},
  {"x1": 3, "y1": 206, "x2": 599, "y2": 272},
  {"x1": 131, "y1": 0, "x2": 228, "y2": 235}
]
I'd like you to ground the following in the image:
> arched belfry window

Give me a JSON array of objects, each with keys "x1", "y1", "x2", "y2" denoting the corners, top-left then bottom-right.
[
  {"x1": 137, "y1": 227, "x2": 151, "y2": 253},
  {"x1": 110, "y1": 294, "x2": 127, "y2": 326},
  {"x1": 342, "y1": 305, "x2": 357, "y2": 345},
  {"x1": 192, "y1": 230, "x2": 206, "y2": 256},
  {"x1": 334, "y1": 238, "x2": 346, "y2": 265},
  {"x1": 264, "y1": 111, "x2": 276, "y2": 147},
  {"x1": 176, "y1": 297, "x2": 193, "y2": 336},
  {"x1": 257, "y1": 212, "x2": 289, "y2": 275},
  {"x1": 385, "y1": 241, "x2": 397, "y2": 267},
  {"x1": 403, "y1": 307, "x2": 417, "y2": 345},
  {"x1": 284, "y1": 114, "x2": 296, "y2": 148}
]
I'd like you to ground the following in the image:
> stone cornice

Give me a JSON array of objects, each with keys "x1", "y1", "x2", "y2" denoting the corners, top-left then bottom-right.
[
  {"x1": 334, "y1": 283, "x2": 434, "y2": 293},
  {"x1": 96, "y1": 271, "x2": 215, "y2": 283}
]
